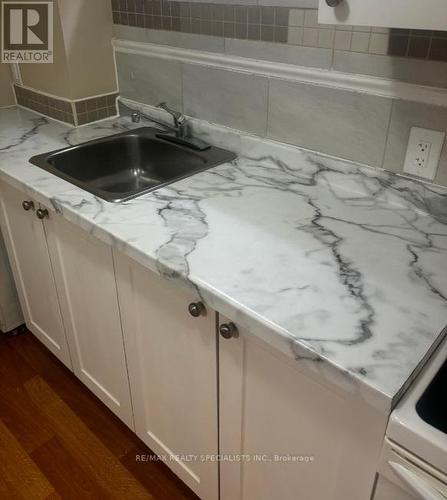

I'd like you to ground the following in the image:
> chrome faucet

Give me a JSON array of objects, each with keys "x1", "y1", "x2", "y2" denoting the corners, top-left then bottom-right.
[
  {"x1": 156, "y1": 102, "x2": 187, "y2": 138},
  {"x1": 131, "y1": 111, "x2": 141, "y2": 123},
  {"x1": 128, "y1": 103, "x2": 210, "y2": 151}
]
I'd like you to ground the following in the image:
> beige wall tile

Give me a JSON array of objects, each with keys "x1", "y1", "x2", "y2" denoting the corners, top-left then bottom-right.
[
  {"x1": 318, "y1": 29, "x2": 335, "y2": 49},
  {"x1": 304, "y1": 9, "x2": 318, "y2": 28},
  {"x1": 369, "y1": 33, "x2": 389, "y2": 55},
  {"x1": 146, "y1": 29, "x2": 225, "y2": 53},
  {"x1": 225, "y1": 39, "x2": 332, "y2": 69},
  {"x1": 288, "y1": 27, "x2": 303, "y2": 45},
  {"x1": 303, "y1": 28, "x2": 318, "y2": 47},
  {"x1": 353, "y1": 25, "x2": 371, "y2": 33},
  {"x1": 334, "y1": 30, "x2": 352, "y2": 51},
  {"x1": 289, "y1": 9, "x2": 305, "y2": 27},
  {"x1": 336, "y1": 24, "x2": 353, "y2": 31},
  {"x1": 372, "y1": 27, "x2": 390, "y2": 34},
  {"x1": 351, "y1": 32, "x2": 371, "y2": 52}
]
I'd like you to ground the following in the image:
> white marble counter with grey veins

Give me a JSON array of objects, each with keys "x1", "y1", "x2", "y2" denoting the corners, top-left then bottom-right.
[{"x1": 1, "y1": 106, "x2": 446, "y2": 412}]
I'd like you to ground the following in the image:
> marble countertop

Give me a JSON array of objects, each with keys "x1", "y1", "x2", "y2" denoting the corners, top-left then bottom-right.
[{"x1": 1, "y1": 106, "x2": 446, "y2": 412}]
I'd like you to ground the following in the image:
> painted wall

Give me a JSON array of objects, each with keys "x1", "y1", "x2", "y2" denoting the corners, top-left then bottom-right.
[
  {"x1": 19, "y1": 0, "x2": 71, "y2": 98},
  {"x1": 19, "y1": 0, "x2": 116, "y2": 99},
  {"x1": 59, "y1": 0, "x2": 117, "y2": 99},
  {"x1": 0, "y1": 64, "x2": 14, "y2": 107}
]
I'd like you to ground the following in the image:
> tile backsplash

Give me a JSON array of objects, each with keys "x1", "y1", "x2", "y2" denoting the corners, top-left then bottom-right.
[
  {"x1": 75, "y1": 94, "x2": 120, "y2": 125},
  {"x1": 111, "y1": 1, "x2": 447, "y2": 61},
  {"x1": 113, "y1": 1, "x2": 447, "y2": 187},
  {"x1": 14, "y1": 85, "x2": 118, "y2": 126},
  {"x1": 115, "y1": 48, "x2": 447, "y2": 187},
  {"x1": 14, "y1": 86, "x2": 75, "y2": 125},
  {"x1": 388, "y1": 28, "x2": 447, "y2": 61}
]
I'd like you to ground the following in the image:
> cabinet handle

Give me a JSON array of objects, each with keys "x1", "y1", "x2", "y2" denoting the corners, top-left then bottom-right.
[
  {"x1": 36, "y1": 208, "x2": 49, "y2": 220},
  {"x1": 188, "y1": 302, "x2": 205, "y2": 317},
  {"x1": 326, "y1": 0, "x2": 343, "y2": 6},
  {"x1": 219, "y1": 322, "x2": 239, "y2": 339},
  {"x1": 22, "y1": 200, "x2": 34, "y2": 211}
]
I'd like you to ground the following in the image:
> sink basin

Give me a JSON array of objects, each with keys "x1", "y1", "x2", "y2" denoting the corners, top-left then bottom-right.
[{"x1": 29, "y1": 127, "x2": 236, "y2": 202}]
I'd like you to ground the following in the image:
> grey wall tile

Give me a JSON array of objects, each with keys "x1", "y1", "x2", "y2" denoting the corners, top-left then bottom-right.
[
  {"x1": 112, "y1": 25, "x2": 225, "y2": 53},
  {"x1": 383, "y1": 100, "x2": 447, "y2": 186},
  {"x1": 182, "y1": 64, "x2": 268, "y2": 135},
  {"x1": 113, "y1": 24, "x2": 148, "y2": 42},
  {"x1": 334, "y1": 51, "x2": 447, "y2": 89},
  {"x1": 177, "y1": 0, "x2": 254, "y2": 4},
  {"x1": 187, "y1": 0, "x2": 317, "y2": 4},
  {"x1": 257, "y1": 0, "x2": 317, "y2": 6},
  {"x1": 224, "y1": 39, "x2": 332, "y2": 70},
  {"x1": 116, "y1": 52, "x2": 183, "y2": 109},
  {"x1": 267, "y1": 79, "x2": 392, "y2": 167},
  {"x1": 145, "y1": 29, "x2": 225, "y2": 53}
]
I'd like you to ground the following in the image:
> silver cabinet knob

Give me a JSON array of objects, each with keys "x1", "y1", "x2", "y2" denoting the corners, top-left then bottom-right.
[
  {"x1": 36, "y1": 208, "x2": 49, "y2": 220},
  {"x1": 219, "y1": 322, "x2": 238, "y2": 339},
  {"x1": 22, "y1": 200, "x2": 34, "y2": 211},
  {"x1": 188, "y1": 302, "x2": 205, "y2": 317},
  {"x1": 326, "y1": 0, "x2": 343, "y2": 5}
]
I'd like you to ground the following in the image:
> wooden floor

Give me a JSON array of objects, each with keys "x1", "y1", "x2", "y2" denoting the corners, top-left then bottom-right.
[{"x1": 0, "y1": 329, "x2": 199, "y2": 500}]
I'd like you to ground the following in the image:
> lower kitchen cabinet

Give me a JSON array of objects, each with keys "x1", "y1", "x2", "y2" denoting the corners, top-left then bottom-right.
[
  {"x1": 114, "y1": 251, "x2": 219, "y2": 500},
  {"x1": 45, "y1": 215, "x2": 134, "y2": 428},
  {"x1": 0, "y1": 182, "x2": 71, "y2": 367},
  {"x1": 218, "y1": 317, "x2": 388, "y2": 500},
  {"x1": 0, "y1": 182, "x2": 134, "y2": 428},
  {"x1": 0, "y1": 179, "x2": 390, "y2": 500}
]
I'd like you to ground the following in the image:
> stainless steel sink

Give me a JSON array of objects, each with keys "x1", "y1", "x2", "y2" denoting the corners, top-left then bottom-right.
[{"x1": 29, "y1": 127, "x2": 236, "y2": 202}]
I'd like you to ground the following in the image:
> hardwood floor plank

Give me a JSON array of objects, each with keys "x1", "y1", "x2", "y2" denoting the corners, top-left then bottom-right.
[
  {"x1": 0, "y1": 418, "x2": 56, "y2": 499},
  {"x1": 0, "y1": 383, "x2": 54, "y2": 454},
  {"x1": 24, "y1": 375, "x2": 152, "y2": 500},
  {"x1": 31, "y1": 436, "x2": 110, "y2": 499},
  {"x1": 0, "y1": 335, "x2": 35, "y2": 389},
  {"x1": 0, "y1": 474, "x2": 27, "y2": 500},
  {"x1": 120, "y1": 445, "x2": 199, "y2": 500},
  {"x1": 7, "y1": 333, "x2": 137, "y2": 459},
  {"x1": 3, "y1": 331, "x2": 200, "y2": 499}
]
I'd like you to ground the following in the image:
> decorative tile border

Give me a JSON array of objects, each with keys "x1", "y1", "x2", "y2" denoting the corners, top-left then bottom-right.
[
  {"x1": 14, "y1": 85, "x2": 118, "y2": 126},
  {"x1": 14, "y1": 86, "x2": 75, "y2": 125},
  {"x1": 388, "y1": 28, "x2": 447, "y2": 61},
  {"x1": 111, "y1": 1, "x2": 447, "y2": 61},
  {"x1": 75, "y1": 94, "x2": 119, "y2": 125}
]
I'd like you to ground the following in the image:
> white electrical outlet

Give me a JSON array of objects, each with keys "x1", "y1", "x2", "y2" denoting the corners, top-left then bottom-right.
[{"x1": 403, "y1": 127, "x2": 445, "y2": 181}]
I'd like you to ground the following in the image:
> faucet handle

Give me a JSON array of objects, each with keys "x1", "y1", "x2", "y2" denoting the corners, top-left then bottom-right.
[
  {"x1": 156, "y1": 102, "x2": 185, "y2": 124},
  {"x1": 131, "y1": 111, "x2": 141, "y2": 123}
]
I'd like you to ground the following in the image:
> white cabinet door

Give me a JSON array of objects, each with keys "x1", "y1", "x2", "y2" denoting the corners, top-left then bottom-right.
[
  {"x1": 0, "y1": 182, "x2": 71, "y2": 367},
  {"x1": 114, "y1": 251, "x2": 218, "y2": 500},
  {"x1": 0, "y1": 228, "x2": 23, "y2": 332},
  {"x1": 318, "y1": 0, "x2": 447, "y2": 30},
  {"x1": 219, "y1": 317, "x2": 387, "y2": 500},
  {"x1": 45, "y1": 215, "x2": 134, "y2": 428}
]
